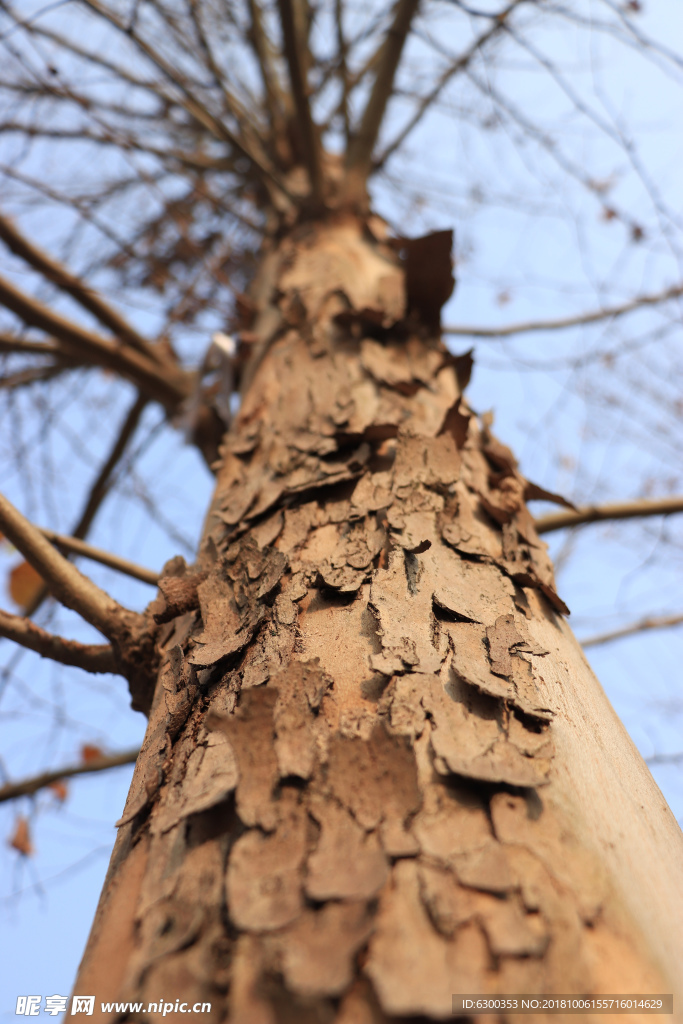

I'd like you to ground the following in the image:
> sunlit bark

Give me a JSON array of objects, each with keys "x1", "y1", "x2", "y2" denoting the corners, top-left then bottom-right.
[{"x1": 75, "y1": 218, "x2": 683, "y2": 1022}]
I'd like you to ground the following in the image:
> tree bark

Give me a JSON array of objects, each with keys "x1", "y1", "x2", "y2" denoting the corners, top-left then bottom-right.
[{"x1": 75, "y1": 216, "x2": 683, "y2": 1022}]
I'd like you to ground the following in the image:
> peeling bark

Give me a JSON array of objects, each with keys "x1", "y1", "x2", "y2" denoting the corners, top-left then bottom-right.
[{"x1": 76, "y1": 217, "x2": 683, "y2": 1022}]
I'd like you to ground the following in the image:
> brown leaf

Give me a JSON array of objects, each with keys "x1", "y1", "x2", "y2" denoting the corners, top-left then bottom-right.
[
  {"x1": 9, "y1": 816, "x2": 33, "y2": 856},
  {"x1": 81, "y1": 744, "x2": 104, "y2": 763},
  {"x1": 47, "y1": 779, "x2": 69, "y2": 802},
  {"x1": 8, "y1": 561, "x2": 44, "y2": 610}
]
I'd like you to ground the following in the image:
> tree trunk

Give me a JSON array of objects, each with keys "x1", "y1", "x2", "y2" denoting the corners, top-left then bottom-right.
[{"x1": 74, "y1": 216, "x2": 683, "y2": 1023}]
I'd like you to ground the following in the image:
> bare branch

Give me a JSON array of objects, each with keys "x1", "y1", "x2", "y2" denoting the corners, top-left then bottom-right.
[
  {"x1": 0, "y1": 332, "x2": 64, "y2": 357},
  {"x1": 0, "y1": 272, "x2": 189, "y2": 409},
  {"x1": 334, "y1": 0, "x2": 351, "y2": 143},
  {"x1": 0, "y1": 211, "x2": 162, "y2": 362},
  {"x1": 375, "y1": 0, "x2": 525, "y2": 171},
  {"x1": 0, "y1": 609, "x2": 117, "y2": 673},
  {"x1": 185, "y1": 0, "x2": 267, "y2": 158},
  {"x1": 277, "y1": 0, "x2": 323, "y2": 204},
  {"x1": 21, "y1": 393, "x2": 152, "y2": 620},
  {"x1": 646, "y1": 751, "x2": 683, "y2": 767},
  {"x1": 443, "y1": 284, "x2": 683, "y2": 338},
  {"x1": 81, "y1": 0, "x2": 290, "y2": 201},
  {"x1": 0, "y1": 748, "x2": 140, "y2": 804},
  {"x1": 345, "y1": 0, "x2": 421, "y2": 196},
  {"x1": 581, "y1": 614, "x2": 683, "y2": 650},
  {"x1": 0, "y1": 491, "x2": 135, "y2": 641},
  {"x1": 38, "y1": 529, "x2": 159, "y2": 586},
  {"x1": 246, "y1": 0, "x2": 289, "y2": 138},
  {"x1": 73, "y1": 393, "x2": 148, "y2": 541},
  {"x1": 535, "y1": 496, "x2": 683, "y2": 534},
  {"x1": 0, "y1": 362, "x2": 71, "y2": 389}
]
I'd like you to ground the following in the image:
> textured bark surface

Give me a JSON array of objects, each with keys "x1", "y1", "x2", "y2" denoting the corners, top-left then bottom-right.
[{"x1": 76, "y1": 218, "x2": 683, "y2": 1022}]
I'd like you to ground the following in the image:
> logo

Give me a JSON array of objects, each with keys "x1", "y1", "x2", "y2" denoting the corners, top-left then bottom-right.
[
  {"x1": 71, "y1": 997, "x2": 95, "y2": 1016},
  {"x1": 15, "y1": 997, "x2": 41, "y2": 1016}
]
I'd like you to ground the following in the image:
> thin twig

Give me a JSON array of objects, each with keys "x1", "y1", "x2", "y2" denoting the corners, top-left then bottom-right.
[
  {"x1": 0, "y1": 272, "x2": 189, "y2": 409},
  {"x1": 72, "y1": 393, "x2": 148, "y2": 542},
  {"x1": 22, "y1": 393, "x2": 152, "y2": 620},
  {"x1": 44, "y1": 527, "x2": 158, "y2": 585},
  {"x1": 580, "y1": 613, "x2": 683, "y2": 649},
  {"x1": 534, "y1": 496, "x2": 683, "y2": 534},
  {"x1": 442, "y1": 284, "x2": 683, "y2": 338},
  {"x1": 646, "y1": 752, "x2": 683, "y2": 767},
  {"x1": 0, "y1": 211, "x2": 161, "y2": 362},
  {"x1": 0, "y1": 609, "x2": 117, "y2": 673},
  {"x1": 0, "y1": 363, "x2": 71, "y2": 389},
  {"x1": 38, "y1": 530, "x2": 159, "y2": 585},
  {"x1": 0, "y1": 333, "x2": 63, "y2": 356},
  {"x1": 81, "y1": 0, "x2": 289, "y2": 201},
  {"x1": 375, "y1": 0, "x2": 525, "y2": 171},
  {"x1": 0, "y1": 748, "x2": 140, "y2": 804}
]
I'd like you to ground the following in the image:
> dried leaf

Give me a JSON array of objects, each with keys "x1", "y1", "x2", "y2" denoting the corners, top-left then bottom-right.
[
  {"x1": 9, "y1": 561, "x2": 43, "y2": 610},
  {"x1": 81, "y1": 744, "x2": 104, "y2": 763},
  {"x1": 9, "y1": 816, "x2": 33, "y2": 856},
  {"x1": 47, "y1": 779, "x2": 68, "y2": 802}
]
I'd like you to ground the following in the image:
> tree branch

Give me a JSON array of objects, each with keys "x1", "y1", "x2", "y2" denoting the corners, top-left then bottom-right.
[
  {"x1": 81, "y1": 0, "x2": 290, "y2": 202},
  {"x1": 0, "y1": 211, "x2": 161, "y2": 362},
  {"x1": 21, "y1": 393, "x2": 152, "y2": 620},
  {"x1": 0, "y1": 609, "x2": 117, "y2": 673},
  {"x1": 345, "y1": 0, "x2": 420, "y2": 196},
  {"x1": 247, "y1": 0, "x2": 289, "y2": 136},
  {"x1": 0, "y1": 491, "x2": 136, "y2": 641},
  {"x1": 335, "y1": 0, "x2": 351, "y2": 143},
  {"x1": 0, "y1": 362, "x2": 72, "y2": 390},
  {"x1": 38, "y1": 529, "x2": 159, "y2": 586},
  {"x1": 73, "y1": 393, "x2": 148, "y2": 542},
  {"x1": 442, "y1": 284, "x2": 683, "y2": 338},
  {"x1": 0, "y1": 272, "x2": 189, "y2": 409},
  {"x1": 646, "y1": 751, "x2": 683, "y2": 767},
  {"x1": 0, "y1": 333, "x2": 64, "y2": 357},
  {"x1": 374, "y1": 0, "x2": 524, "y2": 171},
  {"x1": 580, "y1": 613, "x2": 683, "y2": 649},
  {"x1": 534, "y1": 496, "x2": 683, "y2": 534},
  {"x1": 277, "y1": 0, "x2": 323, "y2": 204},
  {"x1": 0, "y1": 748, "x2": 140, "y2": 804}
]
